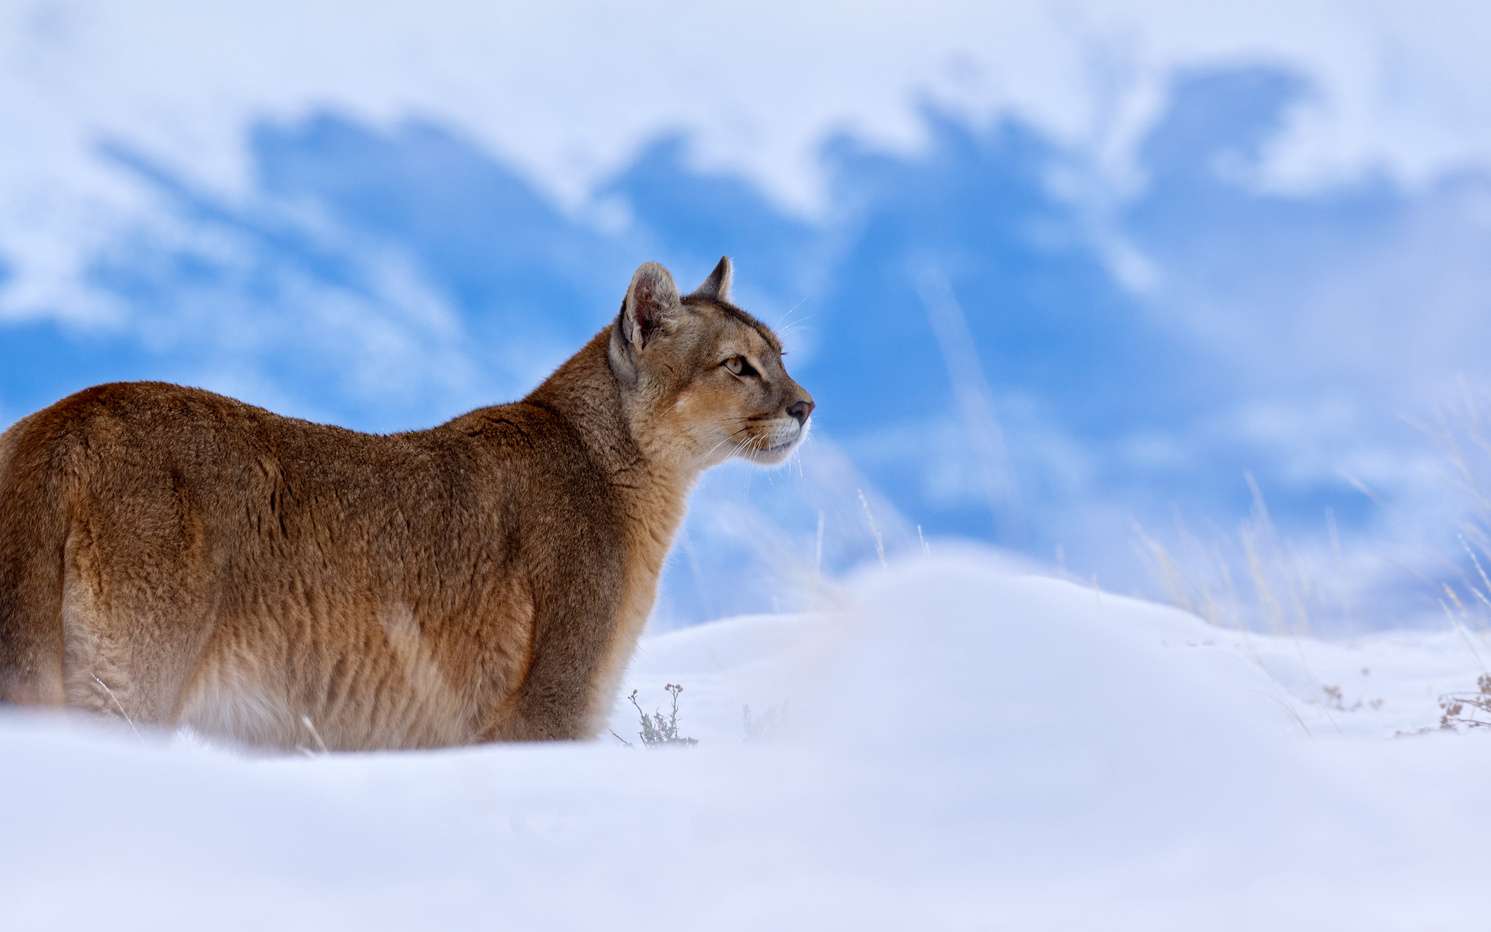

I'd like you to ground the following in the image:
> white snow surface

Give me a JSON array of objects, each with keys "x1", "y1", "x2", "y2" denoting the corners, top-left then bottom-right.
[{"x1": 4, "y1": 552, "x2": 1490, "y2": 930}]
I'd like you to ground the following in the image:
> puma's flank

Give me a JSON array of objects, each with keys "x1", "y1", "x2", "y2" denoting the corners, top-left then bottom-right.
[{"x1": 0, "y1": 258, "x2": 813, "y2": 750}]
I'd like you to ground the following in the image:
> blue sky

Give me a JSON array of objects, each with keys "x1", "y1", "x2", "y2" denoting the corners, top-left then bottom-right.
[{"x1": 2, "y1": 3, "x2": 1489, "y2": 628}]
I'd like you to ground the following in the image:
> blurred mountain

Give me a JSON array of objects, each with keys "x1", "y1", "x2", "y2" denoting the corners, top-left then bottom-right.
[{"x1": 2, "y1": 64, "x2": 1489, "y2": 625}]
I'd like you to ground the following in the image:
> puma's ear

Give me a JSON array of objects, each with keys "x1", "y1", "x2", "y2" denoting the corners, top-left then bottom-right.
[
  {"x1": 619, "y1": 262, "x2": 681, "y2": 349},
  {"x1": 689, "y1": 256, "x2": 733, "y2": 303}
]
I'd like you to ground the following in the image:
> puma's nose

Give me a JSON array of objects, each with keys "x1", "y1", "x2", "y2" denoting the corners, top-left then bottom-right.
[{"x1": 787, "y1": 398, "x2": 815, "y2": 425}]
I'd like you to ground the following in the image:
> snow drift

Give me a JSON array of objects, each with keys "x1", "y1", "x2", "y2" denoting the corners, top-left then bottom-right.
[{"x1": 3, "y1": 552, "x2": 1489, "y2": 930}]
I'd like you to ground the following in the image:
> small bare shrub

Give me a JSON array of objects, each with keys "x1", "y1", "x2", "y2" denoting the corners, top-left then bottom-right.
[
  {"x1": 1319, "y1": 684, "x2": 1383, "y2": 714},
  {"x1": 614, "y1": 683, "x2": 698, "y2": 748},
  {"x1": 1439, "y1": 674, "x2": 1491, "y2": 731}
]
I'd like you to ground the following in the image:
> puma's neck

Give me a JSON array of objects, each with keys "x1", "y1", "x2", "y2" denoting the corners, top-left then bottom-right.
[{"x1": 525, "y1": 329, "x2": 695, "y2": 540}]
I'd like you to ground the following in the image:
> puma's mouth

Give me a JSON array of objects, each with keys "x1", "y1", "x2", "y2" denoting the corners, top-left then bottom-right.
[{"x1": 743, "y1": 420, "x2": 809, "y2": 464}]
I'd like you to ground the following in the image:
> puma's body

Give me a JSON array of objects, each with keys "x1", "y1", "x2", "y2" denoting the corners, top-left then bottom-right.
[{"x1": 0, "y1": 259, "x2": 813, "y2": 750}]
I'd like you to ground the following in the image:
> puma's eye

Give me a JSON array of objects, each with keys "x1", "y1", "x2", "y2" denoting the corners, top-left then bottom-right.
[{"x1": 724, "y1": 355, "x2": 759, "y2": 378}]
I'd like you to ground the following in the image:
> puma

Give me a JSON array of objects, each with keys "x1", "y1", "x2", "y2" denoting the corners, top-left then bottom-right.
[{"x1": 0, "y1": 258, "x2": 813, "y2": 750}]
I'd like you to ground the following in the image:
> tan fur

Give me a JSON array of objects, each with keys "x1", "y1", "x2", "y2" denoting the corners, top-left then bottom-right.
[{"x1": 0, "y1": 259, "x2": 814, "y2": 750}]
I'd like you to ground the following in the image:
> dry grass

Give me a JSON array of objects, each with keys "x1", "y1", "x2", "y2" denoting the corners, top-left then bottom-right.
[
  {"x1": 1424, "y1": 384, "x2": 1491, "y2": 716},
  {"x1": 1135, "y1": 474, "x2": 1329, "y2": 639},
  {"x1": 1139, "y1": 383, "x2": 1491, "y2": 733},
  {"x1": 742, "y1": 701, "x2": 789, "y2": 742},
  {"x1": 858, "y1": 488, "x2": 887, "y2": 569},
  {"x1": 1425, "y1": 385, "x2": 1491, "y2": 643}
]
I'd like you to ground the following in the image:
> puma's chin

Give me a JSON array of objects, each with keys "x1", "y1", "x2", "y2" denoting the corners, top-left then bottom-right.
[
  {"x1": 739, "y1": 421, "x2": 808, "y2": 466},
  {"x1": 743, "y1": 440, "x2": 796, "y2": 466}
]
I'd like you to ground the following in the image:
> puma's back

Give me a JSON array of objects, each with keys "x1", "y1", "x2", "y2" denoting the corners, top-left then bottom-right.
[
  {"x1": 0, "y1": 258, "x2": 815, "y2": 750},
  {"x1": 0, "y1": 379, "x2": 621, "y2": 748}
]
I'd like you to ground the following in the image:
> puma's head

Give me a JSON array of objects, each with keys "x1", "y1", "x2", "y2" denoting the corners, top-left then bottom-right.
[{"x1": 608, "y1": 258, "x2": 815, "y2": 472}]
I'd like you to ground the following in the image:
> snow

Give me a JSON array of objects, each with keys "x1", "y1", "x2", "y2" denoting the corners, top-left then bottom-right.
[{"x1": 4, "y1": 552, "x2": 1491, "y2": 929}]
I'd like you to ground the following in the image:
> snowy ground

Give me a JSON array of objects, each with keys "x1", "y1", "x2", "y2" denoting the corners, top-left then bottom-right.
[{"x1": 4, "y1": 551, "x2": 1490, "y2": 930}]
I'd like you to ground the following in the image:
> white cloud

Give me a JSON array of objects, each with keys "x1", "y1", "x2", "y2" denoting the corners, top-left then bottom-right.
[{"x1": 3, "y1": 0, "x2": 1491, "y2": 324}]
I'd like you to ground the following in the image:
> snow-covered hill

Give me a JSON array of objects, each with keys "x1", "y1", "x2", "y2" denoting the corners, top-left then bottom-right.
[{"x1": 4, "y1": 553, "x2": 1489, "y2": 930}]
